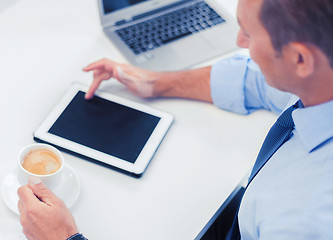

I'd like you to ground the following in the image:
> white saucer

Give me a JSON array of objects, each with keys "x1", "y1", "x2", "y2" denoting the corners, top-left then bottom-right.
[{"x1": 1, "y1": 164, "x2": 80, "y2": 215}]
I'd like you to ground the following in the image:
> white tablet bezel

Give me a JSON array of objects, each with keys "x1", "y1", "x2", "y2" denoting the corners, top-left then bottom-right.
[{"x1": 33, "y1": 83, "x2": 174, "y2": 177}]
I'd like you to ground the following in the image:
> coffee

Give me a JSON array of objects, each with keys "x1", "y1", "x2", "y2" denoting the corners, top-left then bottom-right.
[{"x1": 22, "y1": 148, "x2": 61, "y2": 175}]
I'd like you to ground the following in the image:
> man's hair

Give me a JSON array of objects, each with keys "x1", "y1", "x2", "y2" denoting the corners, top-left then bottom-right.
[{"x1": 260, "y1": 0, "x2": 333, "y2": 67}]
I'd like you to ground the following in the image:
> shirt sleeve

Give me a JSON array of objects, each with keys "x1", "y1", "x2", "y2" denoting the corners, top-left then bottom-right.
[
  {"x1": 210, "y1": 54, "x2": 293, "y2": 115},
  {"x1": 67, "y1": 233, "x2": 88, "y2": 240}
]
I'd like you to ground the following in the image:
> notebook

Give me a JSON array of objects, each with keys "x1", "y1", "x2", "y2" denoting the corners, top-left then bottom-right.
[{"x1": 97, "y1": 0, "x2": 239, "y2": 71}]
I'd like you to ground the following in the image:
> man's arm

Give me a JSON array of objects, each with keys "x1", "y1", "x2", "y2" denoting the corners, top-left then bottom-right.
[
  {"x1": 83, "y1": 58, "x2": 213, "y2": 102},
  {"x1": 211, "y1": 55, "x2": 293, "y2": 115},
  {"x1": 154, "y1": 66, "x2": 212, "y2": 102},
  {"x1": 83, "y1": 56, "x2": 293, "y2": 116}
]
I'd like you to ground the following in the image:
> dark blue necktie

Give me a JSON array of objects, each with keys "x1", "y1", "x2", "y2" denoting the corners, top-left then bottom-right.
[{"x1": 228, "y1": 100, "x2": 300, "y2": 240}]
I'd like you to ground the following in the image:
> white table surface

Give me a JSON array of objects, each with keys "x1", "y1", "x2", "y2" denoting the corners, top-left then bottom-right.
[{"x1": 0, "y1": 0, "x2": 276, "y2": 239}]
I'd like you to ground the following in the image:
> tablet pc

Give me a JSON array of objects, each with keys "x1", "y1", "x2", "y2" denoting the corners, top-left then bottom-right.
[{"x1": 33, "y1": 83, "x2": 174, "y2": 178}]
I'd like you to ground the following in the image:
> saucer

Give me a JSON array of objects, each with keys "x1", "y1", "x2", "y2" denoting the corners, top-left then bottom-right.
[{"x1": 1, "y1": 164, "x2": 80, "y2": 215}]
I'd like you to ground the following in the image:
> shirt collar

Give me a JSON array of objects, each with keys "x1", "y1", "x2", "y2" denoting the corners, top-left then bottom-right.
[{"x1": 292, "y1": 99, "x2": 333, "y2": 152}]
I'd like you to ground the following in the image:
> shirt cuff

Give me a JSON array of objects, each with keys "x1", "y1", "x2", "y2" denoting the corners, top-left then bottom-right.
[
  {"x1": 210, "y1": 54, "x2": 250, "y2": 115},
  {"x1": 67, "y1": 233, "x2": 88, "y2": 240}
]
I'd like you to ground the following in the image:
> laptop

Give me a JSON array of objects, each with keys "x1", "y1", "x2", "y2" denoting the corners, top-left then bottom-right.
[{"x1": 97, "y1": 0, "x2": 239, "y2": 71}]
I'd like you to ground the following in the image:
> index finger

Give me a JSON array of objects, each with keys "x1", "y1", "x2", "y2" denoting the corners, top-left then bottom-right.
[
  {"x1": 85, "y1": 79, "x2": 102, "y2": 100},
  {"x1": 17, "y1": 185, "x2": 39, "y2": 208}
]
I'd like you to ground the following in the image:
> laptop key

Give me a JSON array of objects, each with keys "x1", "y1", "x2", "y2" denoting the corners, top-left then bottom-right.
[{"x1": 161, "y1": 30, "x2": 192, "y2": 44}]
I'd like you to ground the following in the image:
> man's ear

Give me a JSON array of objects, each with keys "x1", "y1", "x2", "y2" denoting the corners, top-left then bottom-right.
[{"x1": 286, "y1": 42, "x2": 315, "y2": 78}]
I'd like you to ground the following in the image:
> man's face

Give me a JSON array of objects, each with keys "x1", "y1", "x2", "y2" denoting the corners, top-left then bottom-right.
[{"x1": 236, "y1": 0, "x2": 294, "y2": 92}]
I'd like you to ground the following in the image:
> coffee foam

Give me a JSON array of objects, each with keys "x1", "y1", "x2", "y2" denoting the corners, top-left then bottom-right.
[{"x1": 22, "y1": 149, "x2": 61, "y2": 175}]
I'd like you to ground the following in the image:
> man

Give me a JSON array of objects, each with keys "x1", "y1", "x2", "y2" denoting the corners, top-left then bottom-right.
[{"x1": 17, "y1": 0, "x2": 333, "y2": 239}]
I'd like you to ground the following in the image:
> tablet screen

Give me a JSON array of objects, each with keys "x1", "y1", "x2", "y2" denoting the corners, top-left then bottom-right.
[{"x1": 48, "y1": 91, "x2": 160, "y2": 163}]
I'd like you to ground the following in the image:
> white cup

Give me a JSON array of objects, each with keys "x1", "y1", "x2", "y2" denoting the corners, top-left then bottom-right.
[{"x1": 17, "y1": 143, "x2": 64, "y2": 190}]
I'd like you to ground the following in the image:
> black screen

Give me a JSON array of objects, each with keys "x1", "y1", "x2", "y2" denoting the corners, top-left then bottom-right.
[
  {"x1": 48, "y1": 91, "x2": 160, "y2": 163},
  {"x1": 103, "y1": 0, "x2": 148, "y2": 14}
]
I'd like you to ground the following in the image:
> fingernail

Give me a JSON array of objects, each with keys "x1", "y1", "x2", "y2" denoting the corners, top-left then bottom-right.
[{"x1": 29, "y1": 177, "x2": 42, "y2": 185}]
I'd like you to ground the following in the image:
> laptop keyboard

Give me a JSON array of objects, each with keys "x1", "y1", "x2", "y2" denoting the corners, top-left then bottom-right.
[{"x1": 116, "y1": 1, "x2": 225, "y2": 55}]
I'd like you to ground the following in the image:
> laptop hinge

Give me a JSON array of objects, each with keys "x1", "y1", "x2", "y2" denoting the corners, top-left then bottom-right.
[{"x1": 114, "y1": 0, "x2": 194, "y2": 26}]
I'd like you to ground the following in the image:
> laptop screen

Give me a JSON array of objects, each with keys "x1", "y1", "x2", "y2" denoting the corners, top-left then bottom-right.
[{"x1": 103, "y1": 0, "x2": 148, "y2": 14}]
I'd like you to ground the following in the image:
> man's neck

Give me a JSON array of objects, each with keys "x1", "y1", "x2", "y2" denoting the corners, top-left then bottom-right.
[{"x1": 297, "y1": 71, "x2": 333, "y2": 107}]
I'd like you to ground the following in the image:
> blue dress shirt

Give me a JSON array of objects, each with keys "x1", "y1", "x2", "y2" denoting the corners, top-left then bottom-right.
[{"x1": 210, "y1": 55, "x2": 333, "y2": 239}]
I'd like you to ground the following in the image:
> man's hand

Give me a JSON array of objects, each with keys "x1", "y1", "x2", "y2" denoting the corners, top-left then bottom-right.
[
  {"x1": 17, "y1": 178, "x2": 78, "y2": 240},
  {"x1": 83, "y1": 58, "x2": 212, "y2": 102},
  {"x1": 83, "y1": 58, "x2": 159, "y2": 99}
]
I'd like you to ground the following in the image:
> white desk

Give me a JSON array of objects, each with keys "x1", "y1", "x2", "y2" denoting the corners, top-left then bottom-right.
[{"x1": 0, "y1": 0, "x2": 276, "y2": 239}]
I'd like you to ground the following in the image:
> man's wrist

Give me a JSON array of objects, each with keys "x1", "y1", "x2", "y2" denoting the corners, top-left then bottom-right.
[{"x1": 67, "y1": 233, "x2": 88, "y2": 240}]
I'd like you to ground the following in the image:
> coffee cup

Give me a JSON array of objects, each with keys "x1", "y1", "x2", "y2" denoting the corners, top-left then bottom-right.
[{"x1": 18, "y1": 143, "x2": 64, "y2": 190}]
